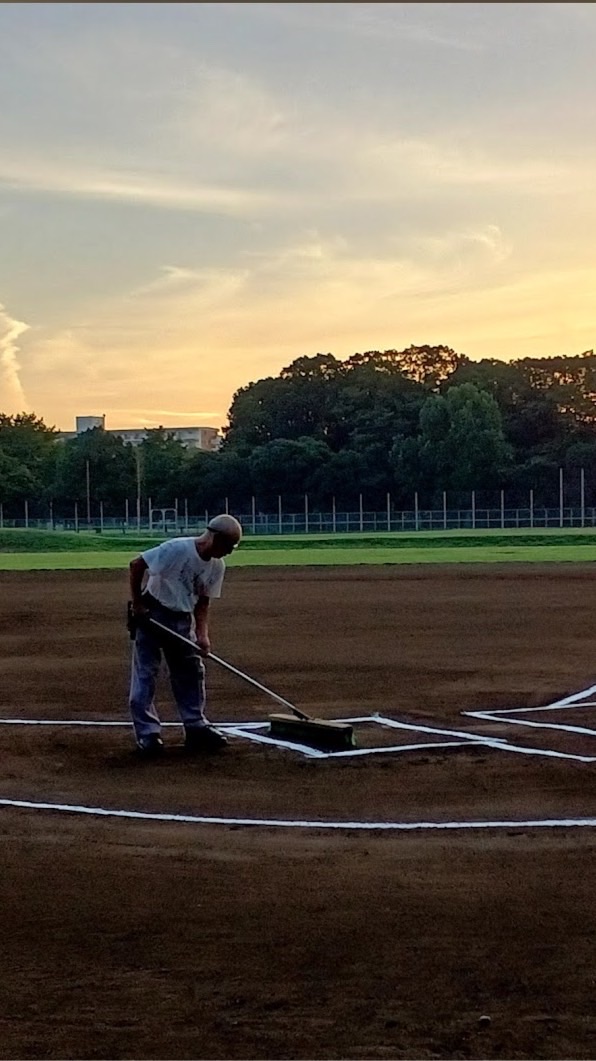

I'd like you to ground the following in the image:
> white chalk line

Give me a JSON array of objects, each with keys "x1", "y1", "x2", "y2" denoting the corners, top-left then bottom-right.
[
  {"x1": 461, "y1": 681, "x2": 596, "y2": 761},
  {"x1": 2, "y1": 796, "x2": 596, "y2": 832},
  {"x1": 3, "y1": 686, "x2": 596, "y2": 831},
  {"x1": 4, "y1": 695, "x2": 596, "y2": 762},
  {"x1": 466, "y1": 683, "x2": 596, "y2": 716}
]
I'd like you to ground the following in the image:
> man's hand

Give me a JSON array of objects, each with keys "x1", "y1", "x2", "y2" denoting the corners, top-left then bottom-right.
[
  {"x1": 127, "y1": 600, "x2": 150, "y2": 639},
  {"x1": 195, "y1": 631, "x2": 211, "y2": 656},
  {"x1": 194, "y1": 594, "x2": 211, "y2": 656}
]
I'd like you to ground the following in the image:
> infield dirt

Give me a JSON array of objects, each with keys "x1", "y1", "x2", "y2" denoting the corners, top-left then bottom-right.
[{"x1": 1, "y1": 564, "x2": 596, "y2": 1060}]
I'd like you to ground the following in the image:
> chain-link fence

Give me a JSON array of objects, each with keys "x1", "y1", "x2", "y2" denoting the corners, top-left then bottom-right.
[{"x1": 2, "y1": 503, "x2": 596, "y2": 534}]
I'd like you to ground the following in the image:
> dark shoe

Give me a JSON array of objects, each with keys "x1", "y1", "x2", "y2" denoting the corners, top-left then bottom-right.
[
  {"x1": 136, "y1": 734, "x2": 165, "y2": 758},
  {"x1": 184, "y1": 726, "x2": 228, "y2": 755}
]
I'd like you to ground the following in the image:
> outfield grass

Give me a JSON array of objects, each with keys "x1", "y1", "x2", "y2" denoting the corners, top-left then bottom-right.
[
  {"x1": 1, "y1": 526, "x2": 596, "y2": 551},
  {"x1": 1, "y1": 538, "x2": 596, "y2": 570}
]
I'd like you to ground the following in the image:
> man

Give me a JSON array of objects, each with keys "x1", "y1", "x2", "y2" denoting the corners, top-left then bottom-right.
[{"x1": 127, "y1": 513, "x2": 243, "y2": 757}]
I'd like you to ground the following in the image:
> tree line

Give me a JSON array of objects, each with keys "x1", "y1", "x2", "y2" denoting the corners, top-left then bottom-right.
[{"x1": 1, "y1": 344, "x2": 596, "y2": 518}]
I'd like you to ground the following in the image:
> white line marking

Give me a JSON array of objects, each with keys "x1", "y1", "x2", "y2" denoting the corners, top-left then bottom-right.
[
  {"x1": 3, "y1": 685, "x2": 596, "y2": 831},
  {"x1": 469, "y1": 684, "x2": 596, "y2": 716},
  {"x1": 2, "y1": 797, "x2": 596, "y2": 832},
  {"x1": 464, "y1": 714, "x2": 596, "y2": 738},
  {"x1": 3, "y1": 681, "x2": 596, "y2": 764}
]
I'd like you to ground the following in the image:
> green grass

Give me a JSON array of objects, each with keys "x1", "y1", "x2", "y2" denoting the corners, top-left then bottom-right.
[
  {"x1": 1, "y1": 543, "x2": 596, "y2": 570},
  {"x1": 0, "y1": 551, "x2": 138, "y2": 570},
  {"x1": 0, "y1": 529, "x2": 161, "y2": 552},
  {"x1": 0, "y1": 525, "x2": 595, "y2": 570},
  {"x1": 1, "y1": 526, "x2": 596, "y2": 551}
]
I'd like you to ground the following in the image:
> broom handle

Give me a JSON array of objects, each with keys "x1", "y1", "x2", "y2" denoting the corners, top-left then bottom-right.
[{"x1": 147, "y1": 617, "x2": 310, "y2": 721}]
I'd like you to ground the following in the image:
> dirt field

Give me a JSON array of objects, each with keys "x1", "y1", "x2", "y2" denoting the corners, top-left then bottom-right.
[{"x1": 1, "y1": 564, "x2": 596, "y2": 1060}]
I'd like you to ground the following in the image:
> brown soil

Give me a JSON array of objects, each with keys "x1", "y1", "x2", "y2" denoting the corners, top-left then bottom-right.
[{"x1": 1, "y1": 564, "x2": 596, "y2": 1060}]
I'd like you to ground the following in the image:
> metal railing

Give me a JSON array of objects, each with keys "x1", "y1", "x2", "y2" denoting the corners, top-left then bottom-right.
[{"x1": 1, "y1": 507, "x2": 596, "y2": 535}]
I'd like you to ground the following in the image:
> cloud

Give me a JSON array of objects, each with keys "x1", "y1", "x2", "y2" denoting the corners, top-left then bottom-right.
[
  {"x1": 408, "y1": 225, "x2": 512, "y2": 270},
  {"x1": 252, "y1": 3, "x2": 486, "y2": 52},
  {"x1": 18, "y1": 235, "x2": 596, "y2": 430},
  {"x1": 0, "y1": 304, "x2": 30, "y2": 413},
  {"x1": 0, "y1": 158, "x2": 284, "y2": 216},
  {"x1": 2, "y1": 3, "x2": 595, "y2": 431},
  {"x1": 347, "y1": 137, "x2": 593, "y2": 204},
  {"x1": 171, "y1": 64, "x2": 289, "y2": 156},
  {"x1": 105, "y1": 408, "x2": 222, "y2": 427},
  {"x1": 344, "y1": 4, "x2": 487, "y2": 52},
  {"x1": 128, "y1": 265, "x2": 250, "y2": 305}
]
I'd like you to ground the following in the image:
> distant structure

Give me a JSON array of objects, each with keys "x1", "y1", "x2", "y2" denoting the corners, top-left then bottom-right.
[{"x1": 57, "y1": 415, "x2": 220, "y2": 451}]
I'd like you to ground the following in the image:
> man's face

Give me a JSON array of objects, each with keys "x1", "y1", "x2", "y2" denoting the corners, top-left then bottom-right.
[{"x1": 209, "y1": 532, "x2": 238, "y2": 558}]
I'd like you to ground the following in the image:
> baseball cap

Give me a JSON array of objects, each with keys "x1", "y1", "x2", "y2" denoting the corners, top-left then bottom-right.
[{"x1": 207, "y1": 513, "x2": 243, "y2": 546}]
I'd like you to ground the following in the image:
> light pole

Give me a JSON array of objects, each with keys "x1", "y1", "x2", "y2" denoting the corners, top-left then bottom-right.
[{"x1": 85, "y1": 459, "x2": 91, "y2": 525}]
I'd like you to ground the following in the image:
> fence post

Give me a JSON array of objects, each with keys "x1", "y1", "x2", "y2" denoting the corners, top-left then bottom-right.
[
  {"x1": 530, "y1": 489, "x2": 534, "y2": 528},
  {"x1": 184, "y1": 498, "x2": 189, "y2": 531},
  {"x1": 305, "y1": 493, "x2": 309, "y2": 534},
  {"x1": 414, "y1": 492, "x2": 419, "y2": 531},
  {"x1": 148, "y1": 498, "x2": 153, "y2": 532},
  {"x1": 0, "y1": 502, "x2": 3, "y2": 529},
  {"x1": 100, "y1": 500, "x2": 104, "y2": 532},
  {"x1": 225, "y1": 496, "x2": 229, "y2": 514},
  {"x1": 471, "y1": 490, "x2": 476, "y2": 529},
  {"x1": 332, "y1": 496, "x2": 336, "y2": 533},
  {"x1": 251, "y1": 496, "x2": 256, "y2": 535},
  {"x1": 386, "y1": 492, "x2": 391, "y2": 532},
  {"x1": 24, "y1": 499, "x2": 29, "y2": 528},
  {"x1": 559, "y1": 467, "x2": 564, "y2": 528},
  {"x1": 278, "y1": 495, "x2": 282, "y2": 535},
  {"x1": 500, "y1": 489, "x2": 505, "y2": 529},
  {"x1": 581, "y1": 467, "x2": 585, "y2": 528},
  {"x1": 359, "y1": 493, "x2": 363, "y2": 532},
  {"x1": 443, "y1": 491, "x2": 447, "y2": 530},
  {"x1": 135, "y1": 447, "x2": 142, "y2": 531},
  {"x1": 74, "y1": 501, "x2": 79, "y2": 532}
]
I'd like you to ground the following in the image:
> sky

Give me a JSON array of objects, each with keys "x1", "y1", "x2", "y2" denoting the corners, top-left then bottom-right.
[{"x1": 0, "y1": 2, "x2": 595, "y2": 432}]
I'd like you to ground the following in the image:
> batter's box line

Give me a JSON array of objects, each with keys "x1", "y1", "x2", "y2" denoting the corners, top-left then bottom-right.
[
  {"x1": 0, "y1": 714, "x2": 496, "y2": 761},
  {"x1": 465, "y1": 682, "x2": 596, "y2": 718},
  {"x1": 2, "y1": 713, "x2": 596, "y2": 763},
  {"x1": 463, "y1": 682, "x2": 596, "y2": 756}
]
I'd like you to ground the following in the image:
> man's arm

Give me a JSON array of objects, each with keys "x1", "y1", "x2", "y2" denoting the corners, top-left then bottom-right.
[
  {"x1": 129, "y1": 556, "x2": 149, "y2": 613},
  {"x1": 194, "y1": 594, "x2": 211, "y2": 655}
]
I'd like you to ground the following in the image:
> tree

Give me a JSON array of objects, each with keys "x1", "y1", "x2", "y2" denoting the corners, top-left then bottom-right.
[
  {"x1": 0, "y1": 448, "x2": 37, "y2": 504},
  {"x1": 443, "y1": 384, "x2": 511, "y2": 492},
  {"x1": 51, "y1": 427, "x2": 137, "y2": 516},
  {"x1": 513, "y1": 350, "x2": 596, "y2": 423},
  {"x1": 248, "y1": 438, "x2": 331, "y2": 509},
  {"x1": 222, "y1": 377, "x2": 289, "y2": 451},
  {"x1": 138, "y1": 429, "x2": 188, "y2": 508},
  {"x1": 177, "y1": 449, "x2": 252, "y2": 514},
  {"x1": 0, "y1": 412, "x2": 58, "y2": 514},
  {"x1": 392, "y1": 383, "x2": 511, "y2": 503},
  {"x1": 307, "y1": 449, "x2": 369, "y2": 508},
  {"x1": 346, "y1": 345, "x2": 469, "y2": 387},
  {"x1": 223, "y1": 354, "x2": 344, "y2": 451}
]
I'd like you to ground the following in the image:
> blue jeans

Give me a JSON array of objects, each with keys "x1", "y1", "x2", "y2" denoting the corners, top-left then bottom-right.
[{"x1": 128, "y1": 598, "x2": 208, "y2": 741}]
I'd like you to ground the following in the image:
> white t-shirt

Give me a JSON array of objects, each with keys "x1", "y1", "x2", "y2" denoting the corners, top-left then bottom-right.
[{"x1": 141, "y1": 537, "x2": 225, "y2": 613}]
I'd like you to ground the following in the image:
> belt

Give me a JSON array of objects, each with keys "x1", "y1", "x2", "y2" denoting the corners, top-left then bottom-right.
[{"x1": 142, "y1": 592, "x2": 190, "y2": 618}]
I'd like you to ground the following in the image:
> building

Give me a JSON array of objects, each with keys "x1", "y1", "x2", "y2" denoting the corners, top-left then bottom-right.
[{"x1": 57, "y1": 415, "x2": 221, "y2": 451}]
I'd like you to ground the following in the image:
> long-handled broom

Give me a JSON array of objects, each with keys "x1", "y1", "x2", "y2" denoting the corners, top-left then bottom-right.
[{"x1": 147, "y1": 618, "x2": 355, "y2": 752}]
